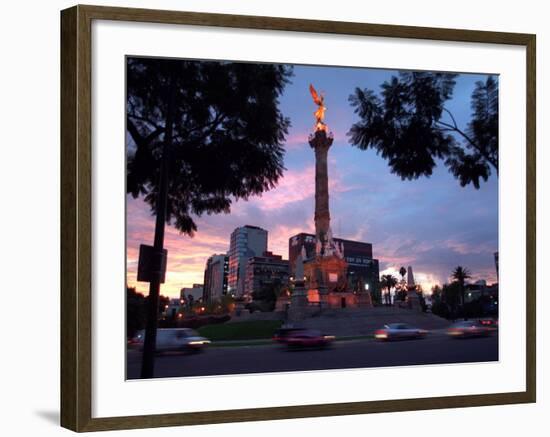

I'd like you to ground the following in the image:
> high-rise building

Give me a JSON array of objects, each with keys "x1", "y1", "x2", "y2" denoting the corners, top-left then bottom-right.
[
  {"x1": 289, "y1": 232, "x2": 379, "y2": 294},
  {"x1": 180, "y1": 283, "x2": 204, "y2": 303},
  {"x1": 203, "y1": 254, "x2": 229, "y2": 302},
  {"x1": 244, "y1": 251, "x2": 290, "y2": 297},
  {"x1": 227, "y1": 225, "x2": 268, "y2": 296}
]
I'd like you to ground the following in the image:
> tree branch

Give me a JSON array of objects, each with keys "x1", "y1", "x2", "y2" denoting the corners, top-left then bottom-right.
[
  {"x1": 435, "y1": 118, "x2": 498, "y2": 171},
  {"x1": 128, "y1": 113, "x2": 163, "y2": 131},
  {"x1": 127, "y1": 118, "x2": 164, "y2": 149},
  {"x1": 442, "y1": 108, "x2": 459, "y2": 130},
  {"x1": 176, "y1": 112, "x2": 228, "y2": 145}
]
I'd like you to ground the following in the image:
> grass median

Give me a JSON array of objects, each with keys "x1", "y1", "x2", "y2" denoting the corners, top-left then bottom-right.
[{"x1": 198, "y1": 320, "x2": 284, "y2": 342}]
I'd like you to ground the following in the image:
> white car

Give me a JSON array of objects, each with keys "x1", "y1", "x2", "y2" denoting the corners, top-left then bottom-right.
[
  {"x1": 374, "y1": 323, "x2": 428, "y2": 341},
  {"x1": 133, "y1": 328, "x2": 211, "y2": 352}
]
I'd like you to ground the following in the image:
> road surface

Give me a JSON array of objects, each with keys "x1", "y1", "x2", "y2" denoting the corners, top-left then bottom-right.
[{"x1": 127, "y1": 332, "x2": 498, "y2": 379}]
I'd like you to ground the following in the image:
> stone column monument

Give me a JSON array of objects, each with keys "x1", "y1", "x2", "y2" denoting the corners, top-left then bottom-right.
[
  {"x1": 406, "y1": 265, "x2": 422, "y2": 311},
  {"x1": 304, "y1": 85, "x2": 348, "y2": 308}
]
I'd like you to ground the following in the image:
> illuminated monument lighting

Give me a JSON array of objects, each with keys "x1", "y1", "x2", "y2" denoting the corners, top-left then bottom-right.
[{"x1": 303, "y1": 84, "x2": 348, "y2": 307}]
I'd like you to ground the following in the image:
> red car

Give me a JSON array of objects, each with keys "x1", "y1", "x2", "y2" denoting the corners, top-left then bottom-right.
[
  {"x1": 478, "y1": 318, "x2": 499, "y2": 328},
  {"x1": 283, "y1": 329, "x2": 335, "y2": 349},
  {"x1": 272, "y1": 327, "x2": 307, "y2": 344},
  {"x1": 447, "y1": 321, "x2": 493, "y2": 338}
]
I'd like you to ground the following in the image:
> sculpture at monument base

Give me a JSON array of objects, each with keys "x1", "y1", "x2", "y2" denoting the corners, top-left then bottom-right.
[
  {"x1": 303, "y1": 255, "x2": 348, "y2": 307},
  {"x1": 288, "y1": 248, "x2": 309, "y2": 321}
]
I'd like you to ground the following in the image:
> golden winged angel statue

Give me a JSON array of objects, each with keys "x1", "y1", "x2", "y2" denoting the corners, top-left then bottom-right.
[{"x1": 309, "y1": 84, "x2": 327, "y2": 127}]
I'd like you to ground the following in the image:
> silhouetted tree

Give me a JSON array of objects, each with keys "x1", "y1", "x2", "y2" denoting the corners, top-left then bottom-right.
[
  {"x1": 252, "y1": 280, "x2": 282, "y2": 311},
  {"x1": 451, "y1": 266, "x2": 472, "y2": 319},
  {"x1": 430, "y1": 282, "x2": 461, "y2": 319},
  {"x1": 417, "y1": 289, "x2": 427, "y2": 312},
  {"x1": 127, "y1": 58, "x2": 292, "y2": 234},
  {"x1": 431, "y1": 285, "x2": 442, "y2": 303},
  {"x1": 127, "y1": 287, "x2": 146, "y2": 339},
  {"x1": 395, "y1": 266, "x2": 408, "y2": 301},
  {"x1": 380, "y1": 274, "x2": 398, "y2": 305},
  {"x1": 348, "y1": 73, "x2": 498, "y2": 188},
  {"x1": 144, "y1": 294, "x2": 170, "y2": 315}
]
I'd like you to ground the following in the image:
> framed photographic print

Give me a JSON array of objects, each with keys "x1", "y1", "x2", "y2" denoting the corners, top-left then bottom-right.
[{"x1": 60, "y1": 4, "x2": 536, "y2": 432}]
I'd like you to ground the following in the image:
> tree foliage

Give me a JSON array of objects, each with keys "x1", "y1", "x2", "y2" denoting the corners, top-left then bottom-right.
[
  {"x1": 380, "y1": 274, "x2": 398, "y2": 292},
  {"x1": 451, "y1": 265, "x2": 472, "y2": 286},
  {"x1": 348, "y1": 72, "x2": 498, "y2": 188},
  {"x1": 451, "y1": 266, "x2": 472, "y2": 318},
  {"x1": 127, "y1": 287, "x2": 146, "y2": 339},
  {"x1": 126, "y1": 57, "x2": 292, "y2": 234},
  {"x1": 380, "y1": 274, "x2": 398, "y2": 305},
  {"x1": 442, "y1": 282, "x2": 462, "y2": 306},
  {"x1": 127, "y1": 287, "x2": 171, "y2": 337},
  {"x1": 251, "y1": 279, "x2": 282, "y2": 312}
]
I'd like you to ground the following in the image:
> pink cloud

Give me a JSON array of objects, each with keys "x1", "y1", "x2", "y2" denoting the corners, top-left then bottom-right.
[
  {"x1": 127, "y1": 197, "x2": 231, "y2": 298},
  {"x1": 374, "y1": 236, "x2": 433, "y2": 267},
  {"x1": 244, "y1": 165, "x2": 360, "y2": 212},
  {"x1": 443, "y1": 239, "x2": 496, "y2": 255}
]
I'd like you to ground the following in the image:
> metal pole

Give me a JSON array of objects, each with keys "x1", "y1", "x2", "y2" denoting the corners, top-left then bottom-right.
[{"x1": 140, "y1": 72, "x2": 175, "y2": 379}]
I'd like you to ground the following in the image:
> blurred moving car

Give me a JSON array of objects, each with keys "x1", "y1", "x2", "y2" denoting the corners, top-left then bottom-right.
[
  {"x1": 272, "y1": 327, "x2": 306, "y2": 344},
  {"x1": 447, "y1": 321, "x2": 493, "y2": 338},
  {"x1": 133, "y1": 328, "x2": 211, "y2": 352},
  {"x1": 282, "y1": 329, "x2": 335, "y2": 349},
  {"x1": 374, "y1": 323, "x2": 428, "y2": 341},
  {"x1": 478, "y1": 318, "x2": 499, "y2": 328}
]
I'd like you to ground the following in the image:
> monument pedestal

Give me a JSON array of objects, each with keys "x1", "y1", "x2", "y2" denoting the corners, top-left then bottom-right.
[
  {"x1": 406, "y1": 288, "x2": 422, "y2": 311},
  {"x1": 357, "y1": 292, "x2": 373, "y2": 308},
  {"x1": 274, "y1": 295, "x2": 290, "y2": 312},
  {"x1": 233, "y1": 300, "x2": 247, "y2": 317},
  {"x1": 304, "y1": 255, "x2": 348, "y2": 292},
  {"x1": 288, "y1": 281, "x2": 308, "y2": 321}
]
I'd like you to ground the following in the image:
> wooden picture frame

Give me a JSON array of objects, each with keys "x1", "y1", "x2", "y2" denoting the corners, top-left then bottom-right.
[{"x1": 60, "y1": 4, "x2": 536, "y2": 432}]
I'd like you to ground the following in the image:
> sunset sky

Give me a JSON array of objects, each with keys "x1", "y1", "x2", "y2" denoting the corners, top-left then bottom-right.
[{"x1": 127, "y1": 63, "x2": 499, "y2": 298}]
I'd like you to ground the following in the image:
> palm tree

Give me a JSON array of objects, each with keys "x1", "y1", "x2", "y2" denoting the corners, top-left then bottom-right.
[
  {"x1": 380, "y1": 274, "x2": 398, "y2": 306},
  {"x1": 451, "y1": 266, "x2": 471, "y2": 319},
  {"x1": 398, "y1": 266, "x2": 407, "y2": 301}
]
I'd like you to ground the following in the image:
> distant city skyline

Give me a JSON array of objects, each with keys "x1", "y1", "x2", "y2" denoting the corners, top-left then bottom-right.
[{"x1": 126, "y1": 63, "x2": 498, "y2": 298}]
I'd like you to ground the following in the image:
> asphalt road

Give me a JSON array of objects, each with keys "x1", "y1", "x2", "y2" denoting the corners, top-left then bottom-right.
[{"x1": 127, "y1": 332, "x2": 499, "y2": 379}]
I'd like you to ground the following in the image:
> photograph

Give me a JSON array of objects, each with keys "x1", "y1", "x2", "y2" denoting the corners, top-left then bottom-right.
[
  {"x1": 0, "y1": 0, "x2": 542, "y2": 434},
  {"x1": 125, "y1": 56, "x2": 500, "y2": 380}
]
